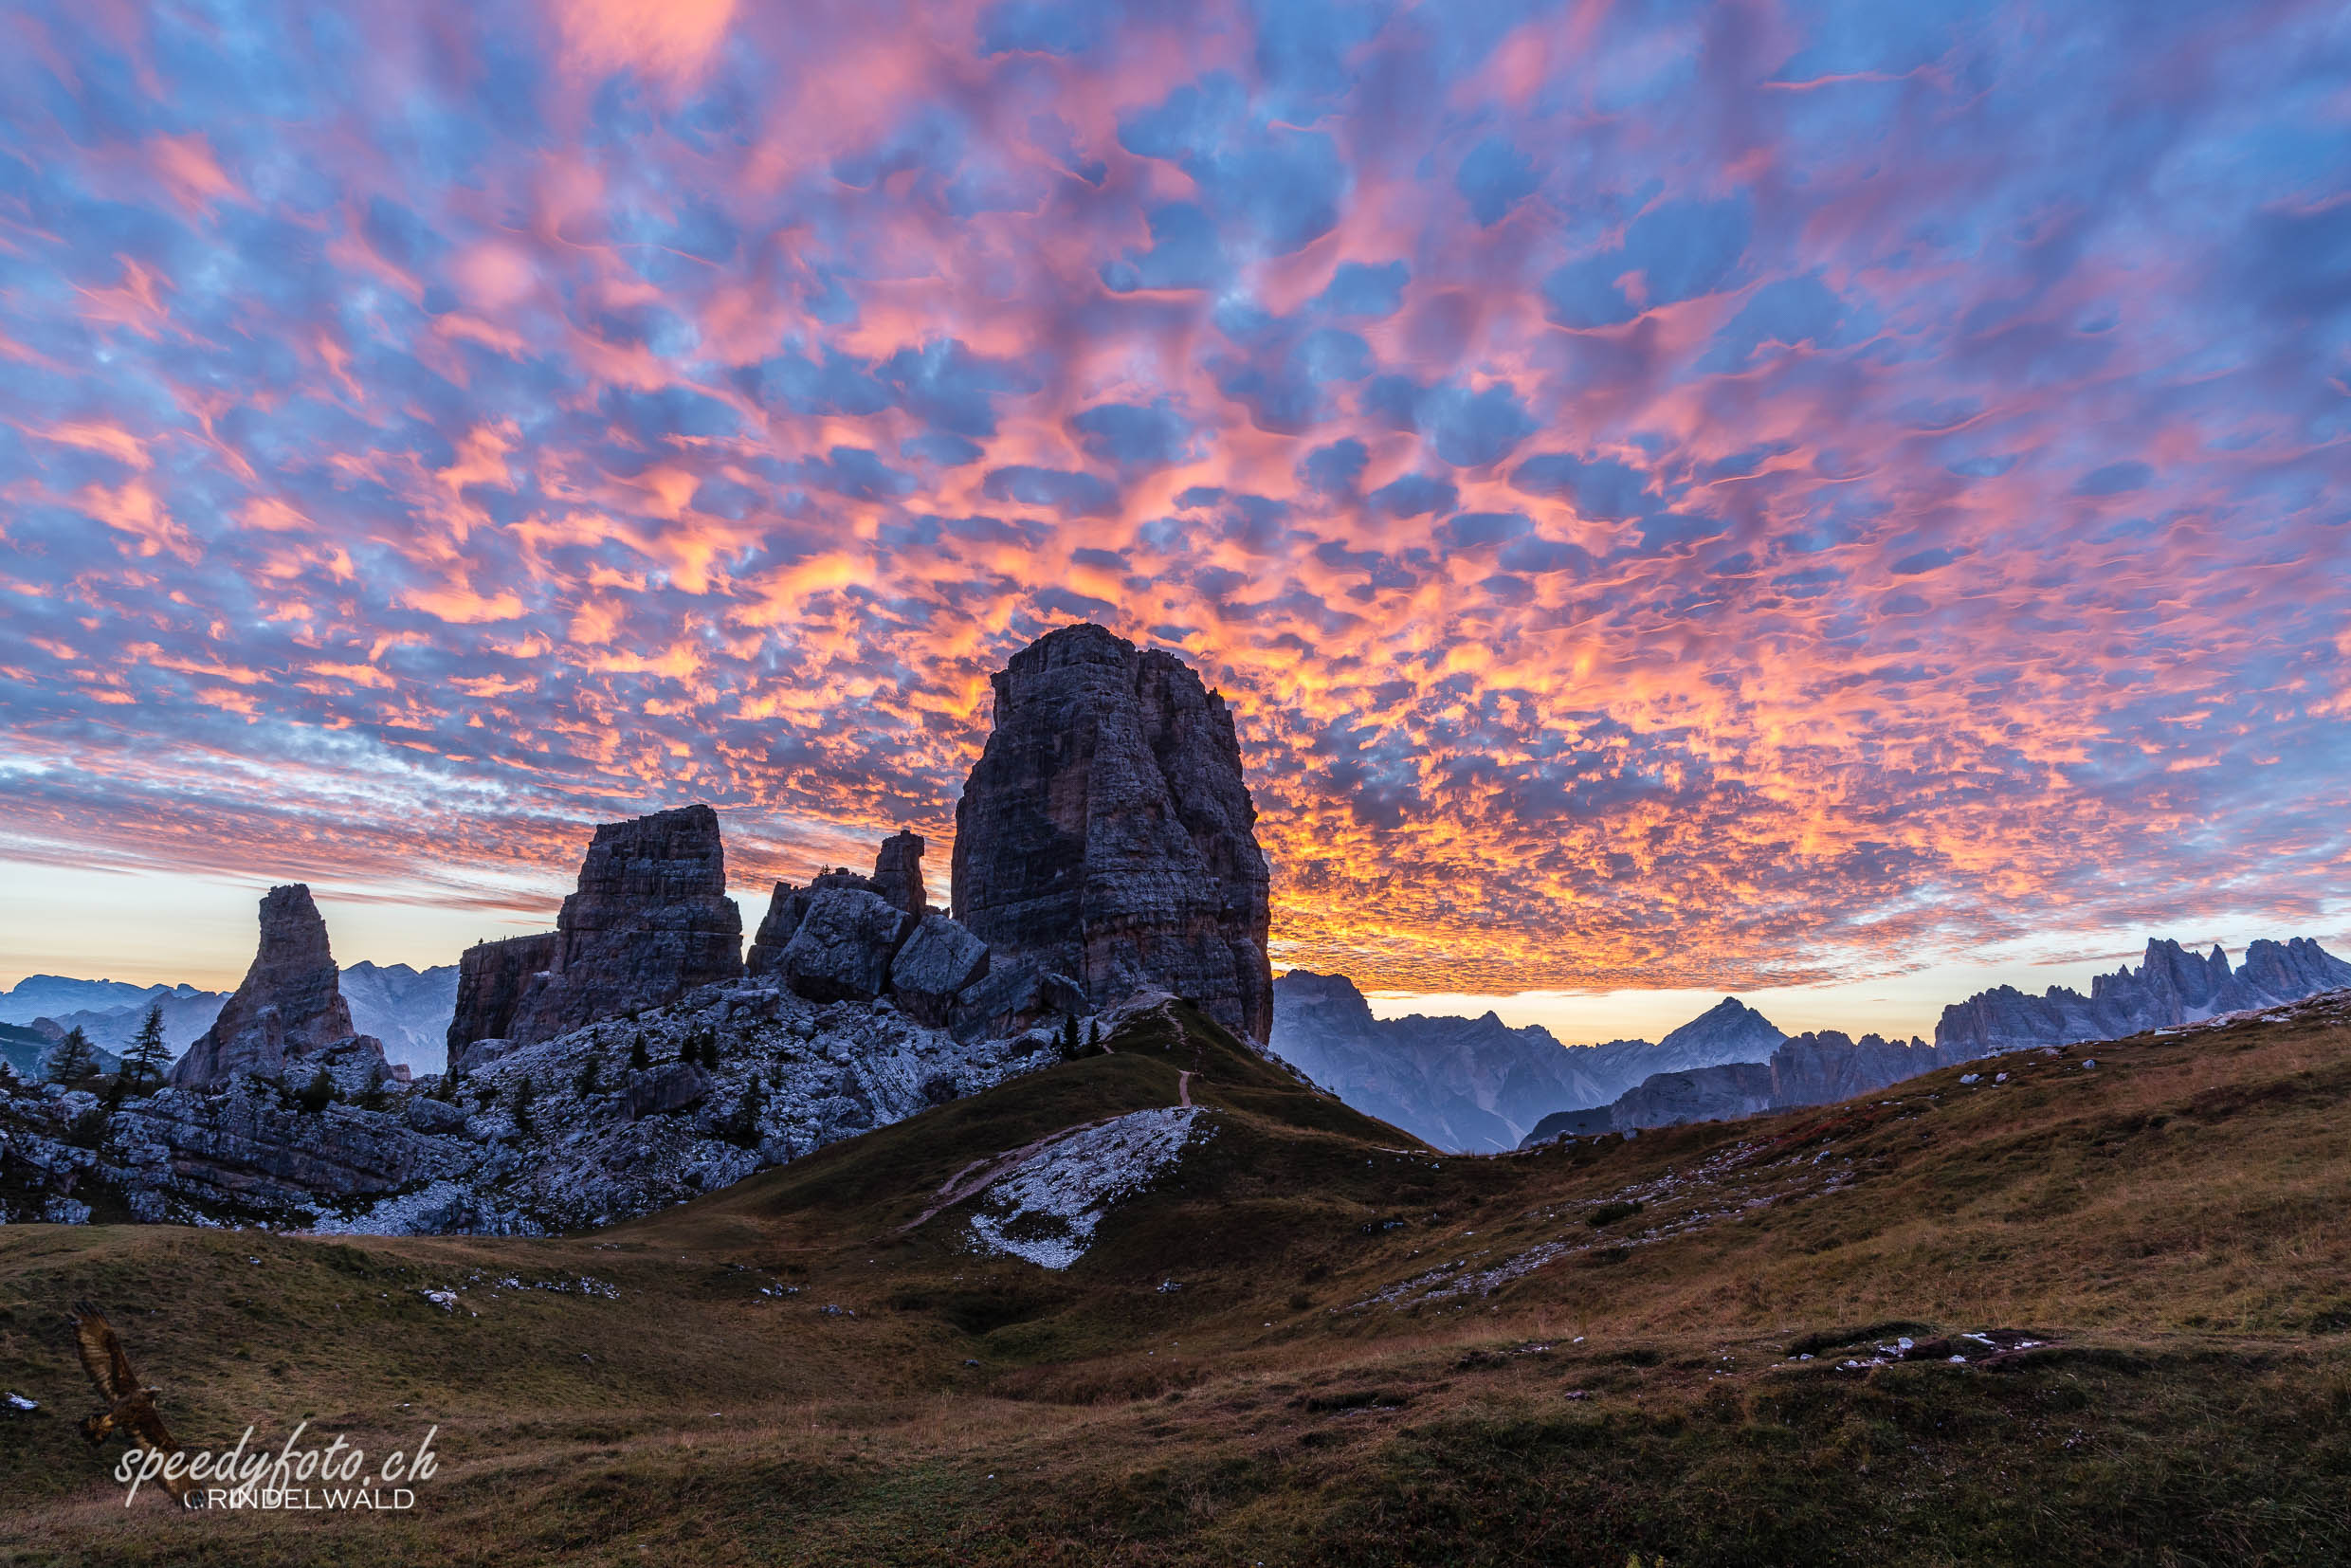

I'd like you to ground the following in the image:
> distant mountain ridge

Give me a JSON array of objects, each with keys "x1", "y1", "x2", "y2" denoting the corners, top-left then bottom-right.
[
  {"x1": 1268, "y1": 974, "x2": 1785, "y2": 1153},
  {"x1": 1936, "y1": 937, "x2": 2351, "y2": 1053}
]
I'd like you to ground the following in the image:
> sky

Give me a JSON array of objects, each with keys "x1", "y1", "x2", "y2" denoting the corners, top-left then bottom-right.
[{"x1": 3, "y1": 0, "x2": 2349, "y2": 1043}]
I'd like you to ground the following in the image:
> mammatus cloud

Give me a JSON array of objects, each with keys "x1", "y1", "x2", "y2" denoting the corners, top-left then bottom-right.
[{"x1": 2, "y1": 0, "x2": 2347, "y2": 993}]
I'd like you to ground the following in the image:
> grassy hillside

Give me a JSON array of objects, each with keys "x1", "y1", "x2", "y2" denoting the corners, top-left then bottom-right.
[{"x1": 2, "y1": 996, "x2": 2347, "y2": 1564}]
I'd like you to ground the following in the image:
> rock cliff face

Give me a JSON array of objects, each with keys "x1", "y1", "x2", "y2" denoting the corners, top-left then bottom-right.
[
  {"x1": 1935, "y1": 937, "x2": 2351, "y2": 1054},
  {"x1": 1269, "y1": 975, "x2": 1789, "y2": 1153},
  {"x1": 168, "y1": 886, "x2": 388, "y2": 1089},
  {"x1": 447, "y1": 934, "x2": 559, "y2": 1058},
  {"x1": 457, "y1": 806, "x2": 744, "y2": 1051},
  {"x1": 952, "y1": 623, "x2": 1273, "y2": 1043}
]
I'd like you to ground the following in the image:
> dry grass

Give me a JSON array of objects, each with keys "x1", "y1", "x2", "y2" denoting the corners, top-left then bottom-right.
[{"x1": 2, "y1": 1003, "x2": 2348, "y2": 1564}]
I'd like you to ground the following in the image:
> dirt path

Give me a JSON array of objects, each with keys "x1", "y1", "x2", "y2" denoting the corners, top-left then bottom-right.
[{"x1": 1177, "y1": 1069, "x2": 1194, "y2": 1108}]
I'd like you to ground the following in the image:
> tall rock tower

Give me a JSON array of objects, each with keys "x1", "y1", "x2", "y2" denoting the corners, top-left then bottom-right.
[
  {"x1": 169, "y1": 884, "x2": 386, "y2": 1087},
  {"x1": 449, "y1": 804, "x2": 743, "y2": 1052},
  {"x1": 951, "y1": 624, "x2": 1273, "y2": 1043}
]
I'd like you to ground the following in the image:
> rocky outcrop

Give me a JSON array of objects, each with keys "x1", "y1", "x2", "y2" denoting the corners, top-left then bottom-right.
[
  {"x1": 447, "y1": 934, "x2": 559, "y2": 1061},
  {"x1": 948, "y1": 961, "x2": 1088, "y2": 1044},
  {"x1": 874, "y1": 830, "x2": 928, "y2": 917},
  {"x1": 168, "y1": 886, "x2": 389, "y2": 1090},
  {"x1": 1935, "y1": 936, "x2": 2351, "y2": 1055},
  {"x1": 749, "y1": 869, "x2": 881, "y2": 974},
  {"x1": 777, "y1": 889, "x2": 914, "y2": 1004},
  {"x1": 464, "y1": 806, "x2": 744, "y2": 1050},
  {"x1": 952, "y1": 623, "x2": 1273, "y2": 1043},
  {"x1": 1271, "y1": 975, "x2": 1790, "y2": 1154},
  {"x1": 890, "y1": 916, "x2": 991, "y2": 1027}
]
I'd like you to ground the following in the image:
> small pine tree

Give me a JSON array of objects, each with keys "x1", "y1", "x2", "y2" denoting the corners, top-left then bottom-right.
[
  {"x1": 1061, "y1": 1013, "x2": 1082, "y2": 1062},
  {"x1": 629, "y1": 1032, "x2": 650, "y2": 1072},
  {"x1": 46, "y1": 1027, "x2": 98, "y2": 1085},
  {"x1": 574, "y1": 1052, "x2": 601, "y2": 1098},
  {"x1": 1085, "y1": 1018, "x2": 1100, "y2": 1052},
  {"x1": 732, "y1": 1076, "x2": 766, "y2": 1148},
  {"x1": 296, "y1": 1068, "x2": 337, "y2": 1115},
  {"x1": 512, "y1": 1075, "x2": 536, "y2": 1133},
  {"x1": 700, "y1": 1030, "x2": 721, "y2": 1070},
  {"x1": 121, "y1": 1005, "x2": 171, "y2": 1085}
]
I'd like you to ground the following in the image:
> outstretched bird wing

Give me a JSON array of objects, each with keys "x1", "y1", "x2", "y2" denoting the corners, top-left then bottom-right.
[
  {"x1": 125, "y1": 1403, "x2": 192, "y2": 1501},
  {"x1": 70, "y1": 1301, "x2": 137, "y2": 1404}
]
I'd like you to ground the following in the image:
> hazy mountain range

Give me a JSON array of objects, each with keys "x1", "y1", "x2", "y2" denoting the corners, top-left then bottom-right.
[{"x1": 0, "y1": 964, "x2": 459, "y2": 1076}]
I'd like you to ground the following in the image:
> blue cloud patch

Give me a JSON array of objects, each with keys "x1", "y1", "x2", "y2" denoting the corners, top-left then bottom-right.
[
  {"x1": 1455, "y1": 137, "x2": 1539, "y2": 226},
  {"x1": 1313, "y1": 260, "x2": 1408, "y2": 319},
  {"x1": 1544, "y1": 194, "x2": 1753, "y2": 328},
  {"x1": 1510, "y1": 451, "x2": 1651, "y2": 520},
  {"x1": 1070, "y1": 400, "x2": 1193, "y2": 468},
  {"x1": 1368, "y1": 473, "x2": 1458, "y2": 518},
  {"x1": 982, "y1": 465, "x2": 1121, "y2": 517}
]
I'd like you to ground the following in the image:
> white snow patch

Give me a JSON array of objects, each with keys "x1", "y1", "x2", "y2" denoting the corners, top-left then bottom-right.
[
  {"x1": 967, "y1": 1107, "x2": 1213, "y2": 1270},
  {"x1": 5, "y1": 1392, "x2": 36, "y2": 1411}
]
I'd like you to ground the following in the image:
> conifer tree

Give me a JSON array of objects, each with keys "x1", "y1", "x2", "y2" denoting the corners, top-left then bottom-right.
[
  {"x1": 629, "y1": 1032, "x2": 650, "y2": 1072},
  {"x1": 46, "y1": 1026, "x2": 98, "y2": 1085},
  {"x1": 512, "y1": 1075, "x2": 536, "y2": 1133},
  {"x1": 120, "y1": 1005, "x2": 172, "y2": 1086}
]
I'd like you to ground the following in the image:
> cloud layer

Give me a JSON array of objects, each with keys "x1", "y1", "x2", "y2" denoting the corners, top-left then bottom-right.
[{"x1": 3, "y1": 0, "x2": 2348, "y2": 992}]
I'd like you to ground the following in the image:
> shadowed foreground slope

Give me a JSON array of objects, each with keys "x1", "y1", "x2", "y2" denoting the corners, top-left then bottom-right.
[{"x1": 2, "y1": 996, "x2": 2348, "y2": 1565}]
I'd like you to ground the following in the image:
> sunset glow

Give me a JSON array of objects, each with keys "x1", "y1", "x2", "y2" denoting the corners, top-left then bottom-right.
[{"x1": 3, "y1": 0, "x2": 2347, "y2": 1003}]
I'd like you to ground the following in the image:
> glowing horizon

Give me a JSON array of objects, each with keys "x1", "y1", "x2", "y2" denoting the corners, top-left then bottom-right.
[{"x1": 3, "y1": 1, "x2": 2346, "y2": 1007}]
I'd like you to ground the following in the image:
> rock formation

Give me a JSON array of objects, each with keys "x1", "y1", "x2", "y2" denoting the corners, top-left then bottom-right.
[
  {"x1": 168, "y1": 885, "x2": 389, "y2": 1090},
  {"x1": 447, "y1": 933, "x2": 558, "y2": 1060},
  {"x1": 776, "y1": 889, "x2": 914, "y2": 1003},
  {"x1": 952, "y1": 623, "x2": 1273, "y2": 1042},
  {"x1": 873, "y1": 830, "x2": 928, "y2": 917},
  {"x1": 1935, "y1": 936, "x2": 2351, "y2": 1054},
  {"x1": 890, "y1": 916, "x2": 991, "y2": 1027},
  {"x1": 450, "y1": 806, "x2": 744, "y2": 1054}
]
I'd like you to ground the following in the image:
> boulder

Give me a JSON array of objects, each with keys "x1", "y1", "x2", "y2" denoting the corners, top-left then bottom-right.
[
  {"x1": 778, "y1": 889, "x2": 914, "y2": 1004},
  {"x1": 889, "y1": 916, "x2": 990, "y2": 1026},
  {"x1": 168, "y1": 885, "x2": 390, "y2": 1090},
  {"x1": 873, "y1": 830, "x2": 928, "y2": 917},
  {"x1": 497, "y1": 805, "x2": 745, "y2": 1046},
  {"x1": 951, "y1": 623, "x2": 1273, "y2": 1042},
  {"x1": 949, "y1": 959, "x2": 1088, "y2": 1044},
  {"x1": 625, "y1": 1062, "x2": 714, "y2": 1120},
  {"x1": 747, "y1": 869, "x2": 883, "y2": 975},
  {"x1": 403, "y1": 1095, "x2": 469, "y2": 1135}
]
